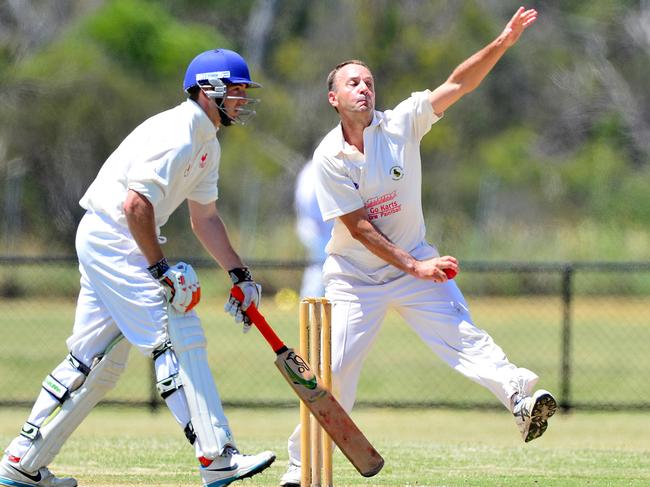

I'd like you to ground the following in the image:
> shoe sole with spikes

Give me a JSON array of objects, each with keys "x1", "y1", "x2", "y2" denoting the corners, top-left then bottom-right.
[{"x1": 525, "y1": 391, "x2": 558, "y2": 442}]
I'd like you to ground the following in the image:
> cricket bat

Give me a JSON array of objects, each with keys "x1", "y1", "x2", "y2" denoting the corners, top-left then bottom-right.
[{"x1": 230, "y1": 287, "x2": 384, "y2": 478}]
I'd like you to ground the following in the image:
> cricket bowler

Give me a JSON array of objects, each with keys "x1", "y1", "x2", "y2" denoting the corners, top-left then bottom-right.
[{"x1": 280, "y1": 7, "x2": 557, "y2": 486}]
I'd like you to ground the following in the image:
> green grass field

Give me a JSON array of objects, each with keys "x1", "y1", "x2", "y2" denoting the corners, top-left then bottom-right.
[
  {"x1": 1, "y1": 406, "x2": 649, "y2": 486},
  {"x1": 2, "y1": 291, "x2": 650, "y2": 485}
]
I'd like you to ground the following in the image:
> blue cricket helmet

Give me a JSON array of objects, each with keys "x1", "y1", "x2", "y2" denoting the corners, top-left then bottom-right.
[{"x1": 183, "y1": 49, "x2": 261, "y2": 92}]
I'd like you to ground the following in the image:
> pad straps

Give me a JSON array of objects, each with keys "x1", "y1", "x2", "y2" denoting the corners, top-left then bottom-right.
[
  {"x1": 41, "y1": 353, "x2": 93, "y2": 403},
  {"x1": 67, "y1": 353, "x2": 92, "y2": 376},
  {"x1": 20, "y1": 421, "x2": 39, "y2": 441}
]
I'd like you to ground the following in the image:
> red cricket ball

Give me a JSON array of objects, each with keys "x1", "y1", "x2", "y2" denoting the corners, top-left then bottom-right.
[{"x1": 444, "y1": 268, "x2": 457, "y2": 279}]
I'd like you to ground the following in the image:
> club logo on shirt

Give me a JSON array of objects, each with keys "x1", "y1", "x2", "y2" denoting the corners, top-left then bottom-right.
[
  {"x1": 199, "y1": 152, "x2": 208, "y2": 168},
  {"x1": 389, "y1": 166, "x2": 404, "y2": 180},
  {"x1": 184, "y1": 153, "x2": 210, "y2": 177}
]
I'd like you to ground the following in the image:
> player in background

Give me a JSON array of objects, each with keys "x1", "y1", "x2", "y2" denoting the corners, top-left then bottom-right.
[
  {"x1": 294, "y1": 159, "x2": 334, "y2": 298},
  {"x1": 280, "y1": 8, "x2": 556, "y2": 486},
  {"x1": 0, "y1": 49, "x2": 275, "y2": 487}
]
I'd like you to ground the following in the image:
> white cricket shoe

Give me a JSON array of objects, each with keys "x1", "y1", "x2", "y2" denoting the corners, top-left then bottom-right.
[
  {"x1": 513, "y1": 389, "x2": 558, "y2": 442},
  {"x1": 0, "y1": 455, "x2": 77, "y2": 487},
  {"x1": 199, "y1": 447, "x2": 275, "y2": 487},
  {"x1": 278, "y1": 460, "x2": 300, "y2": 487}
]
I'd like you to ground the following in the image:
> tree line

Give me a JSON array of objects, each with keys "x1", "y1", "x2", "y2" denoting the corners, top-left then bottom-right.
[{"x1": 1, "y1": 0, "x2": 648, "y2": 260}]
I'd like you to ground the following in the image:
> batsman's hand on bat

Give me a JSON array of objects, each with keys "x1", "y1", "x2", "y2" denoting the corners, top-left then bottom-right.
[
  {"x1": 413, "y1": 255, "x2": 459, "y2": 283},
  {"x1": 149, "y1": 259, "x2": 201, "y2": 313},
  {"x1": 225, "y1": 267, "x2": 262, "y2": 333}
]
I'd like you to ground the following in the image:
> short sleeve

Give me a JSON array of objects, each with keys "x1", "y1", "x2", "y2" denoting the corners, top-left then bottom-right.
[
  {"x1": 188, "y1": 170, "x2": 219, "y2": 204},
  {"x1": 390, "y1": 90, "x2": 441, "y2": 141},
  {"x1": 414, "y1": 90, "x2": 440, "y2": 139},
  {"x1": 314, "y1": 153, "x2": 364, "y2": 222},
  {"x1": 127, "y1": 144, "x2": 192, "y2": 207},
  {"x1": 189, "y1": 146, "x2": 220, "y2": 204}
]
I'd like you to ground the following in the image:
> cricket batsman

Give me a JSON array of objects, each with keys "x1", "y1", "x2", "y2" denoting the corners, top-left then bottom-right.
[
  {"x1": 280, "y1": 7, "x2": 557, "y2": 486},
  {"x1": 0, "y1": 48, "x2": 275, "y2": 487}
]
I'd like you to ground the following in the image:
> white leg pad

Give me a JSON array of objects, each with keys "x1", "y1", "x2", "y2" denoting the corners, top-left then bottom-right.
[
  {"x1": 19, "y1": 337, "x2": 131, "y2": 472},
  {"x1": 167, "y1": 309, "x2": 234, "y2": 458}
]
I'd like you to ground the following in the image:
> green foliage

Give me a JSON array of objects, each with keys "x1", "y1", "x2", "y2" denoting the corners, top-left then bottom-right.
[
  {"x1": 563, "y1": 0, "x2": 640, "y2": 22},
  {"x1": 0, "y1": 0, "x2": 229, "y2": 245},
  {"x1": 84, "y1": 0, "x2": 223, "y2": 83},
  {"x1": 0, "y1": 45, "x2": 10, "y2": 80},
  {"x1": 560, "y1": 140, "x2": 633, "y2": 222},
  {"x1": 0, "y1": 1, "x2": 648, "y2": 259},
  {"x1": 355, "y1": 0, "x2": 401, "y2": 69},
  {"x1": 480, "y1": 127, "x2": 541, "y2": 186},
  {"x1": 13, "y1": 35, "x2": 105, "y2": 81},
  {"x1": 270, "y1": 39, "x2": 310, "y2": 82},
  {"x1": 572, "y1": 143, "x2": 617, "y2": 208},
  {"x1": 615, "y1": 167, "x2": 650, "y2": 223},
  {"x1": 458, "y1": 1, "x2": 498, "y2": 47}
]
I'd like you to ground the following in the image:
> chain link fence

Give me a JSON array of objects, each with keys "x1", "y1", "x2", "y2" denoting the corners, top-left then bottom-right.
[{"x1": 1, "y1": 257, "x2": 648, "y2": 411}]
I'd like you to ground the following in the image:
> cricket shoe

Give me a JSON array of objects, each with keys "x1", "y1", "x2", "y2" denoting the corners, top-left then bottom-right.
[
  {"x1": 278, "y1": 460, "x2": 300, "y2": 487},
  {"x1": 0, "y1": 455, "x2": 77, "y2": 487},
  {"x1": 513, "y1": 389, "x2": 558, "y2": 442},
  {"x1": 200, "y1": 447, "x2": 275, "y2": 487}
]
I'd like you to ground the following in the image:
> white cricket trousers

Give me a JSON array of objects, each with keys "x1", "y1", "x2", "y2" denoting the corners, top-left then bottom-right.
[
  {"x1": 73, "y1": 211, "x2": 232, "y2": 452},
  {"x1": 7, "y1": 211, "x2": 234, "y2": 462},
  {"x1": 6, "y1": 211, "x2": 171, "y2": 460},
  {"x1": 287, "y1": 271, "x2": 538, "y2": 463},
  {"x1": 68, "y1": 210, "x2": 169, "y2": 361}
]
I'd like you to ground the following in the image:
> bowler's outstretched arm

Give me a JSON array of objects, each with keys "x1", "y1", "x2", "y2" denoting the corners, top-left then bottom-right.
[{"x1": 429, "y1": 7, "x2": 538, "y2": 115}]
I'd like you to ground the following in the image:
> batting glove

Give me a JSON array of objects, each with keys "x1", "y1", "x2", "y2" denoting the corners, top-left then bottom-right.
[
  {"x1": 225, "y1": 267, "x2": 261, "y2": 333},
  {"x1": 149, "y1": 259, "x2": 201, "y2": 313}
]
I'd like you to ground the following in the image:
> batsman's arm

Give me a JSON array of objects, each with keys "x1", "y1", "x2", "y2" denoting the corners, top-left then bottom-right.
[
  {"x1": 189, "y1": 199, "x2": 263, "y2": 319},
  {"x1": 188, "y1": 199, "x2": 245, "y2": 271},
  {"x1": 429, "y1": 6, "x2": 538, "y2": 115},
  {"x1": 338, "y1": 207, "x2": 458, "y2": 282},
  {"x1": 124, "y1": 190, "x2": 201, "y2": 310},
  {"x1": 124, "y1": 189, "x2": 164, "y2": 265}
]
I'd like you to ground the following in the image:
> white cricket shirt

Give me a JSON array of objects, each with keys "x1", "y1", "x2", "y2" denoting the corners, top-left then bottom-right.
[
  {"x1": 80, "y1": 100, "x2": 220, "y2": 234},
  {"x1": 314, "y1": 90, "x2": 442, "y2": 283}
]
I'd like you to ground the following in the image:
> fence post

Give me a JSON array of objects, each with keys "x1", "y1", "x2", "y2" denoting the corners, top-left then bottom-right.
[{"x1": 560, "y1": 264, "x2": 574, "y2": 412}]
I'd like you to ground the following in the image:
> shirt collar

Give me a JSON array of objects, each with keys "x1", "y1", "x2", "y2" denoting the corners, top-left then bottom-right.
[
  {"x1": 184, "y1": 99, "x2": 218, "y2": 142},
  {"x1": 335, "y1": 110, "x2": 383, "y2": 156}
]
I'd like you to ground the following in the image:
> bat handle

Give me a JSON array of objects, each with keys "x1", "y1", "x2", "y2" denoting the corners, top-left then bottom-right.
[{"x1": 230, "y1": 286, "x2": 287, "y2": 354}]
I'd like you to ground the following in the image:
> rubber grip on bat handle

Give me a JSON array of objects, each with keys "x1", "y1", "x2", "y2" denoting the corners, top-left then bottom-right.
[{"x1": 230, "y1": 286, "x2": 286, "y2": 353}]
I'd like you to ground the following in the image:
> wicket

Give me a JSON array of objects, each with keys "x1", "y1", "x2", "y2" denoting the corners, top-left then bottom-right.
[{"x1": 299, "y1": 297, "x2": 333, "y2": 487}]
